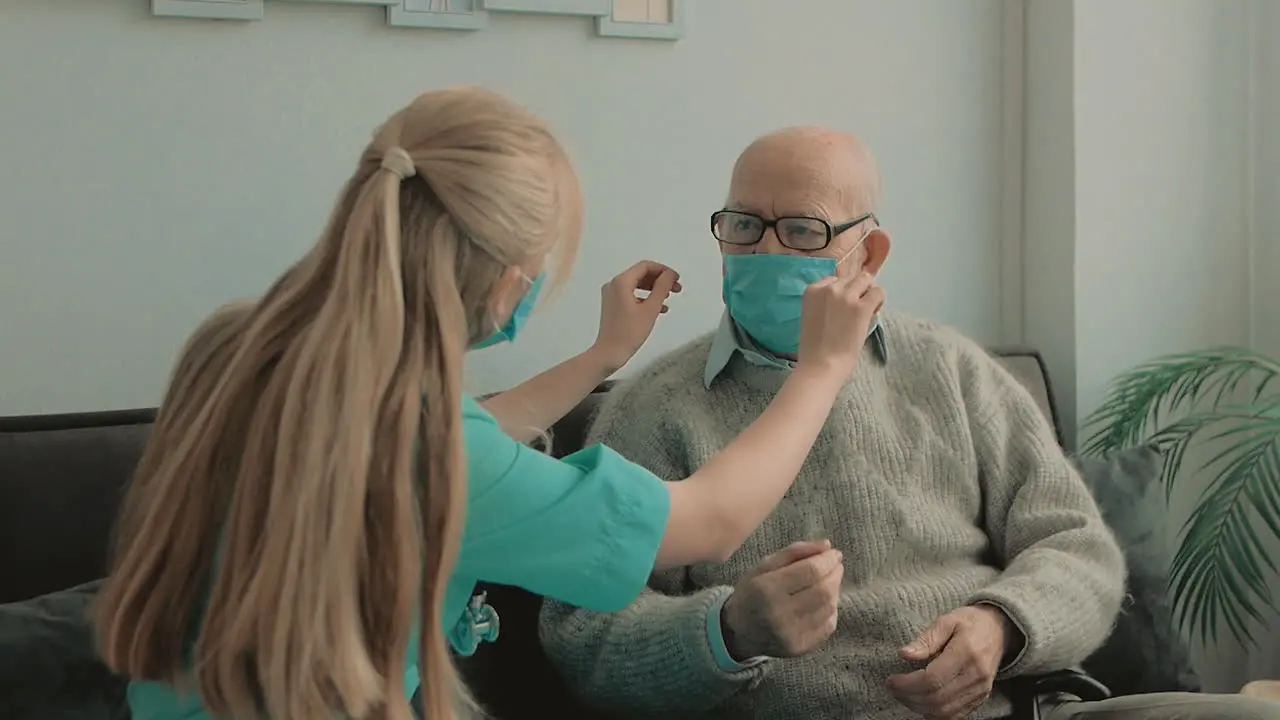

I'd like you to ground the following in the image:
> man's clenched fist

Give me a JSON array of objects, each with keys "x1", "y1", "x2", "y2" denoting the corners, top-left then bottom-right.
[{"x1": 721, "y1": 540, "x2": 844, "y2": 660}]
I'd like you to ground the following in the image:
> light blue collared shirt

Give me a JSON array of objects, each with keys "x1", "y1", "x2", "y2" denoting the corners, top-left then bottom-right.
[
  {"x1": 703, "y1": 311, "x2": 889, "y2": 389},
  {"x1": 701, "y1": 311, "x2": 888, "y2": 671}
]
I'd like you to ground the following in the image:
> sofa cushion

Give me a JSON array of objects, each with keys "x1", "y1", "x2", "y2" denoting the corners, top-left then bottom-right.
[
  {"x1": 0, "y1": 580, "x2": 128, "y2": 720},
  {"x1": 1074, "y1": 445, "x2": 1200, "y2": 696}
]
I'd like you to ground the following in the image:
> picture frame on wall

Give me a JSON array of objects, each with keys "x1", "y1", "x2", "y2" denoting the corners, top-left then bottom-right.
[{"x1": 150, "y1": 0, "x2": 688, "y2": 40}]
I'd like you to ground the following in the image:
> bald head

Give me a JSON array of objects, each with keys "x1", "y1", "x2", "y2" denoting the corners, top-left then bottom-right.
[
  {"x1": 717, "y1": 126, "x2": 891, "y2": 277},
  {"x1": 728, "y1": 126, "x2": 882, "y2": 221}
]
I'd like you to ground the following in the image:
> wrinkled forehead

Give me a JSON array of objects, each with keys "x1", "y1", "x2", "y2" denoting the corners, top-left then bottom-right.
[{"x1": 726, "y1": 145, "x2": 858, "y2": 220}]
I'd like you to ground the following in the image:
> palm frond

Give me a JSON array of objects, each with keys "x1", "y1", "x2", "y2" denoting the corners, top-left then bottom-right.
[
  {"x1": 1147, "y1": 412, "x2": 1226, "y2": 503},
  {"x1": 1164, "y1": 407, "x2": 1280, "y2": 646},
  {"x1": 1081, "y1": 347, "x2": 1280, "y2": 458},
  {"x1": 1062, "y1": 346, "x2": 1280, "y2": 645},
  {"x1": 1145, "y1": 400, "x2": 1280, "y2": 501}
]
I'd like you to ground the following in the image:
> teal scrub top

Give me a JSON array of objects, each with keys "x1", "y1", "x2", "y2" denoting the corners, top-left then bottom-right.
[{"x1": 127, "y1": 395, "x2": 671, "y2": 719}]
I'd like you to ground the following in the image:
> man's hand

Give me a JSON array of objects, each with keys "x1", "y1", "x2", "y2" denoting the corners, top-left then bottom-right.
[
  {"x1": 886, "y1": 604, "x2": 1014, "y2": 719},
  {"x1": 720, "y1": 540, "x2": 844, "y2": 660}
]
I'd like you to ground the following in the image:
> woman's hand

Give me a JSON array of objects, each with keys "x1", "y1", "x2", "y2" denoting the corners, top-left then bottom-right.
[
  {"x1": 796, "y1": 272, "x2": 884, "y2": 381},
  {"x1": 590, "y1": 260, "x2": 682, "y2": 374}
]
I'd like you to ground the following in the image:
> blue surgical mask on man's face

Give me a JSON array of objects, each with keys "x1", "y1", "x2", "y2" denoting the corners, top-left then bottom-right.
[
  {"x1": 473, "y1": 272, "x2": 544, "y2": 350},
  {"x1": 722, "y1": 241, "x2": 866, "y2": 356}
]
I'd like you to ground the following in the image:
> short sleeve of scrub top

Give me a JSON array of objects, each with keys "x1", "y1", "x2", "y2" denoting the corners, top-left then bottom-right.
[{"x1": 454, "y1": 396, "x2": 671, "y2": 614}]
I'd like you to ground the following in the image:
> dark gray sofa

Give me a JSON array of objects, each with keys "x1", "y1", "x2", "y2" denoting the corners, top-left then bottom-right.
[{"x1": 0, "y1": 347, "x2": 1196, "y2": 719}]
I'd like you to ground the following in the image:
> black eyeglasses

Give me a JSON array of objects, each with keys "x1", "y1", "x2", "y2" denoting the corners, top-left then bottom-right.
[{"x1": 710, "y1": 210, "x2": 878, "y2": 252}]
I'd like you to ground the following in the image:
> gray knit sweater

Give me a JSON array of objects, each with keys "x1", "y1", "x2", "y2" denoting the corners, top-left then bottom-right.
[{"x1": 538, "y1": 313, "x2": 1126, "y2": 719}]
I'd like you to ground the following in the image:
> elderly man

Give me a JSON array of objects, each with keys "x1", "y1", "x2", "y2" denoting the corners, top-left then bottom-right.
[{"x1": 537, "y1": 127, "x2": 1279, "y2": 720}]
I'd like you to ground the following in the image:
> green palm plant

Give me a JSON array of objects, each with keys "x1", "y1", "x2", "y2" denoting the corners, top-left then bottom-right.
[{"x1": 1081, "y1": 347, "x2": 1280, "y2": 648}]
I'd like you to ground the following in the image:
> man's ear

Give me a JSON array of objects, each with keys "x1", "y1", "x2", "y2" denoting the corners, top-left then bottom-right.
[{"x1": 861, "y1": 229, "x2": 891, "y2": 276}]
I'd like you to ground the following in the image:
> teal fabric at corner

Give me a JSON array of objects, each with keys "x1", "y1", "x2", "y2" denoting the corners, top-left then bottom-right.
[{"x1": 127, "y1": 395, "x2": 671, "y2": 719}]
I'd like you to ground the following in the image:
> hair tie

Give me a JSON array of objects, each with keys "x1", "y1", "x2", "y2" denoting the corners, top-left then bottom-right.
[{"x1": 380, "y1": 147, "x2": 417, "y2": 180}]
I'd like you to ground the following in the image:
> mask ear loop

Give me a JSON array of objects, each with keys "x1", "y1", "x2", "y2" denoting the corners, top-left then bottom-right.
[
  {"x1": 835, "y1": 224, "x2": 876, "y2": 267},
  {"x1": 487, "y1": 271, "x2": 537, "y2": 336},
  {"x1": 835, "y1": 225, "x2": 888, "y2": 321},
  {"x1": 837, "y1": 226, "x2": 887, "y2": 322}
]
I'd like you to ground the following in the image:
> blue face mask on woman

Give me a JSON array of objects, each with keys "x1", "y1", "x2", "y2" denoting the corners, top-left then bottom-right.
[
  {"x1": 473, "y1": 272, "x2": 544, "y2": 349},
  {"x1": 722, "y1": 244, "x2": 868, "y2": 356}
]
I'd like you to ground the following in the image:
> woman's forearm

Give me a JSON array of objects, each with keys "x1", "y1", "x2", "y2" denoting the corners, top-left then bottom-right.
[
  {"x1": 480, "y1": 347, "x2": 617, "y2": 443},
  {"x1": 656, "y1": 365, "x2": 845, "y2": 569}
]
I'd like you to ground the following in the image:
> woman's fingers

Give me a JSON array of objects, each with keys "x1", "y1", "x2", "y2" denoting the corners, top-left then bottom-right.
[
  {"x1": 640, "y1": 270, "x2": 678, "y2": 309},
  {"x1": 622, "y1": 260, "x2": 676, "y2": 284},
  {"x1": 617, "y1": 260, "x2": 682, "y2": 293}
]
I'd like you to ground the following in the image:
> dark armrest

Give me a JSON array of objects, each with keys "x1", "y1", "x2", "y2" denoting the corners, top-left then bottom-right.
[{"x1": 1008, "y1": 669, "x2": 1111, "y2": 720}]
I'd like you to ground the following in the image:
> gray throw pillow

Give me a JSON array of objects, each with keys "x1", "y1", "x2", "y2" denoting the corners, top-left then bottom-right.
[
  {"x1": 0, "y1": 580, "x2": 129, "y2": 720},
  {"x1": 1072, "y1": 445, "x2": 1200, "y2": 696}
]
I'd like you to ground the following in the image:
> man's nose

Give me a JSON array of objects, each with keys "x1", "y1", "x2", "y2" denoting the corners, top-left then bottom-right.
[{"x1": 754, "y1": 228, "x2": 792, "y2": 255}]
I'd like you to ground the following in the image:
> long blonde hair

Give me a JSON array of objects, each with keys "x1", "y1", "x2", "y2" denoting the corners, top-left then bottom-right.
[{"x1": 95, "y1": 86, "x2": 582, "y2": 720}]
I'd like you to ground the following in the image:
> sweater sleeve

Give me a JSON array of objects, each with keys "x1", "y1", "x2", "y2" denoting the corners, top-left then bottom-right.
[
  {"x1": 953, "y1": 340, "x2": 1127, "y2": 676},
  {"x1": 537, "y1": 377, "x2": 767, "y2": 714}
]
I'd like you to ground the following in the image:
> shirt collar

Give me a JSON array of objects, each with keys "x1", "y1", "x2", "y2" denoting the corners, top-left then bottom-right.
[{"x1": 703, "y1": 311, "x2": 889, "y2": 389}]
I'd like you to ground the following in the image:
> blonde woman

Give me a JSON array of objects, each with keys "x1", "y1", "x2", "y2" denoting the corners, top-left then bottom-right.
[{"x1": 95, "y1": 86, "x2": 884, "y2": 720}]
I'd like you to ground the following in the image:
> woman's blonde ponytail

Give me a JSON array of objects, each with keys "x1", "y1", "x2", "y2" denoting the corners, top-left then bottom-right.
[{"x1": 96, "y1": 86, "x2": 582, "y2": 720}]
